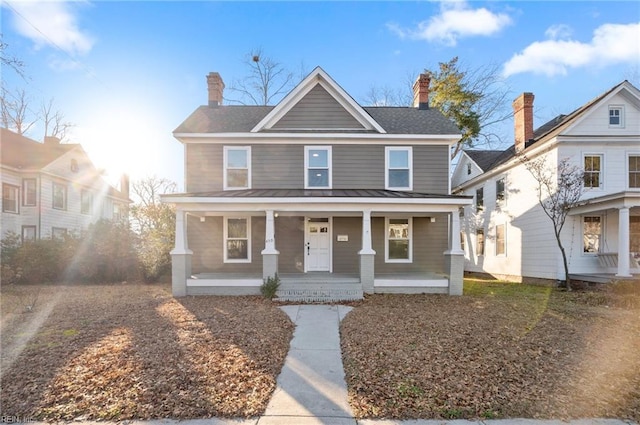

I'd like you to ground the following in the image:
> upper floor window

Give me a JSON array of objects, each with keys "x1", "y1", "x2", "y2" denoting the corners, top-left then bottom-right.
[
  {"x1": 2, "y1": 184, "x2": 19, "y2": 213},
  {"x1": 583, "y1": 216, "x2": 602, "y2": 254},
  {"x1": 496, "y1": 178, "x2": 505, "y2": 206},
  {"x1": 609, "y1": 106, "x2": 624, "y2": 128},
  {"x1": 23, "y1": 179, "x2": 36, "y2": 206},
  {"x1": 385, "y1": 147, "x2": 412, "y2": 190},
  {"x1": 385, "y1": 217, "x2": 412, "y2": 262},
  {"x1": 305, "y1": 146, "x2": 332, "y2": 188},
  {"x1": 224, "y1": 217, "x2": 251, "y2": 262},
  {"x1": 223, "y1": 146, "x2": 251, "y2": 190},
  {"x1": 53, "y1": 182, "x2": 67, "y2": 210},
  {"x1": 476, "y1": 187, "x2": 484, "y2": 211},
  {"x1": 629, "y1": 155, "x2": 640, "y2": 189},
  {"x1": 113, "y1": 203, "x2": 123, "y2": 221},
  {"x1": 81, "y1": 190, "x2": 93, "y2": 215},
  {"x1": 584, "y1": 154, "x2": 603, "y2": 188},
  {"x1": 476, "y1": 228, "x2": 485, "y2": 256}
]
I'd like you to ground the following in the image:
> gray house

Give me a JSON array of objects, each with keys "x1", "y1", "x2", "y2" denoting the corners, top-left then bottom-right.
[{"x1": 162, "y1": 67, "x2": 471, "y2": 300}]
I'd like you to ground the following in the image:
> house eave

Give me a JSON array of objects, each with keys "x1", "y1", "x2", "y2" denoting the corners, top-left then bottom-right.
[{"x1": 173, "y1": 132, "x2": 462, "y2": 145}]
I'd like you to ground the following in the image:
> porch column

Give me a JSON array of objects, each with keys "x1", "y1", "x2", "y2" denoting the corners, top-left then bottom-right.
[
  {"x1": 261, "y1": 210, "x2": 279, "y2": 279},
  {"x1": 170, "y1": 208, "x2": 192, "y2": 297},
  {"x1": 358, "y1": 209, "x2": 376, "y2": 294},
  {"x1": 444, "y1": 210, "x2": 464, "y2": 296},
  {"x1": 616, "y1": 206, "x2": 632, "y2": 278}
]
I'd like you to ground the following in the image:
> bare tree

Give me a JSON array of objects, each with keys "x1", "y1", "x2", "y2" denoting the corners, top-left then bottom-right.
[
  {"x1": 225, "y1": 48, "x2": 295, "y2": 105},
  {"x1": 364, "y1": 72, "x2": 415, "y2": 106},
  {"x1": 520, "y1": 154, "x2": 585, "y2": 290},
  {"x1": 0, "y1": 87, "x2": 36, "y2": 135},
  {"x1": 41, "y1": 98, "x2": 74, "y2": 141},
  {"x1": 0, "y1": 36, "x2": 25, "y2": 78}
]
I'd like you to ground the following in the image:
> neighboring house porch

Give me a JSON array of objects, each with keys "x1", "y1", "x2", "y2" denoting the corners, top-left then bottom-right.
[
  {"x1": 570, "y1": 191, "x2": 640, "y2": 280},
  {"x1": 164, "y1": 189, "x2": 470, "y2": 299}
]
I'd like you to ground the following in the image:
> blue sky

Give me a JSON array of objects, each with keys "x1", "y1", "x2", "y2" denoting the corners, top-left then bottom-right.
[{"x1": 1, "y1": 1, "x2": 639, "y2": 189}]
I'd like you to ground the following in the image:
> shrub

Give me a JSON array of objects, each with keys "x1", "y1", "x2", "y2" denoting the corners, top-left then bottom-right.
[{"x1": 261, "y1": 274, "x2": 280, "y2": 299}]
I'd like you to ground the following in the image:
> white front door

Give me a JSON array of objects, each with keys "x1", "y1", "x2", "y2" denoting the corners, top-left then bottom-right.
[{"x1": 305, "y1": 218, "x2": 331, "y2": 272}]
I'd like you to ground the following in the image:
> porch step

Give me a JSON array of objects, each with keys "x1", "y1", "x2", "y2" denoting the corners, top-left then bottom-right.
[{"x1": 275, "y1": 283, "x2": 363, "y2": 302}]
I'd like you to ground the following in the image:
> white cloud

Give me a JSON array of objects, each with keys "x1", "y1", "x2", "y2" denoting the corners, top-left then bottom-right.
[
  {"x1": 544, "y1": 24, "x2": 573, "y2": 40},
  {"x1": 5, "y1": 0, "x2": 94, "y2": 57},
  {"x1": 388, "y1": 1, "x2": 512, "y2": 46},
  {"x1": 504, "y1": 22, "x2": 640, "y2": 77}
]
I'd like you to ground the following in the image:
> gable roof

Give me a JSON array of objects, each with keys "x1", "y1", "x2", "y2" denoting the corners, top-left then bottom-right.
[
  {"x1": 174, "y1": 67, "x2": 460, "y2": 137},
  {"x1": 1, "y1": 127, "x2": 78, "y2": 169},
  {"x1": 460, "y1": 80, "x2": 640, "y2": 175}
]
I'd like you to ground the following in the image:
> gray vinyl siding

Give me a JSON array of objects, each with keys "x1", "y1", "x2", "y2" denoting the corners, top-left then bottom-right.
[
  {"x1": 185, "y1": 144, "x2": 450, "y2": 193},
  {"x1": 275, "y1": 216, "x2": 305, "y2": 273},
  {"x1": 187, "y1": 215, "x2": 263, "y2": 274},
  {"x1": 253, "y1": 145, "x2": 303, "y2": 189},
  {"x1": 271, "y1": 85, "x2": 365, "y2": 129},
  {"x1": 413, "y1": 146, "x2": 450, "y2": 194},
  {"x1": 372, "y1": 215, "x2": 448, "y2": 274},
  {"x1": 332, "y1": 217, "x2": 362, "y2": 274}
]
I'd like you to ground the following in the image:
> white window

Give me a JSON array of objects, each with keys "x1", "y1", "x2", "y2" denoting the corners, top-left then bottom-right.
[
  {"x1": 53, "y1": 182, "x2": 67, "y2": 210},
  {"x1": 495, "y1": 224, "x2": 506, "y2": 256},
  {"x1": 113, "y1": 203, "x2": 123, "y2": 221},
  {"x1": 23, "y1": 179, "x2": 36, "y2": 206},
  {"x1": 385, "y1": 217, "x2": 412, "y2": 262},
  {"x1": 476, "y1": 187, "x2": 484, "y2": 211},
  {"x1": 305, "y1": 146, "x2": 332, "y2": 188},
  {"x1": 584, "y1": 154, "x2": 603, "y2": 189},
  {"x1": 224, "y1": 217, "x2": 251, "y2": 262},
  {"x1": 496, "y1": 178, "x2": 506, "y2": 207},
  {"x1": 583, "y1": 216, "x2": 602, "y2": 254},
  {"x1": 629, "y1": 155, "x2": 640, "y2": 189},
  {"x1": 386, "y1": 147, "x2": 412, "y2": 190},
  {"x1": 476, "y1": 228, "x2": 485, "y2": 256},
  {"x1": 609, "y1": 106, "x2": 624, "y2": 128},
  {"x1": 2, "y1": 184, "x2": 19, "y2": 213},
  {"x1": 22, "y1": 225, "x2": 36, "y2": 242},
  {"x1": 81, "y1": 190, "x2": 93, "y2": 215},
  {"x1": 224, "y1": 146, "x2": 251, "y2": 190}
]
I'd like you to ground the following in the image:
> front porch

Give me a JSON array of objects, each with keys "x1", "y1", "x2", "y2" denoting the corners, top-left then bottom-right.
[{"x1": 186, "y1": 271, "x2": 450, "y2": 300}]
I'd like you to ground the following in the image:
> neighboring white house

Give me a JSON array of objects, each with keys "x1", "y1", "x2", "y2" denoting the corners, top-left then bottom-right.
[
  {"x1": 1, "y1": 128, "x2": 131, "y2": 241},
  {"x1": 452, "y1": 81, "x2": 640, "y2": 283}
]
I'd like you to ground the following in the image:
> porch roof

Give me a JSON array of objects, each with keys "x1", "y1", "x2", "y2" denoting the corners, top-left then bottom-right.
[{"x1": 569, "y1": 191, "x2": 640, "y2": 215}]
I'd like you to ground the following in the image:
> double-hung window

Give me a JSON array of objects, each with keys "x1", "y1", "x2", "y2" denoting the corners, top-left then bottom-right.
[
  {"x1": 609, "y1": 106, "x2": 624, "y2": 128},
  {"x1": 496, "y1": 178, "x2": 506, "y2": 207},
  {"x1": 305, "y1": 146, "x2": 331, "y2": 188},
  {"x1": 584, "y1": 154, "x2": 603, "y2": 188},
  {"x1": 23, "y1": 179, "x2": 36, "y2": 206},
  {"x1": 53, "y1": 182, "x2": 67, "y2": 210},
  {"x1": 476, "y1": 229, "x2": 485, "y2": 256},
  {"x1": 476, "y1": 187, "x2": 484, "y2": 211},
  {"x1": 224, "y1": 217, "x2": 251, "y2": 262},
  {"x1": 385, "y1": 217, "x2": 412, "y2": 262},
  {"x1": 2, "y1": 184, "x2": 19, "y2": 213},
  {"x1": 583, "y1": 216, "x2": 602, "y2": 254},
  {"x1": 495, "y1": 224, "x2": 506, "y2": 256},
  {"x1": 629, "y1": 155, "x2": 640, "y2": 189},
  {"x1": 224, "y1": 146, "x2": 251, "y2": 190},
  {"x1": 81, "y1": 190, "x2": 93, "y2": 215},
  {"x1": 386, "y1": 147, "x2": 412, "y2": 190}
]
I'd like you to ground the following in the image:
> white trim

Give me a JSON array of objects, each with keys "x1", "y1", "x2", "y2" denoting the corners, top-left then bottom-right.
[
  {"x1": 304, "y1": 217, "x2": 332, "y2": 272},
  {"x1": 385, "y1": 217, "x2": 412, "y2": 263},
  {"x1": 174, "y1": 133, "x2": 460, "y2": 143},
  {"x1": 583, "y1": 152, "x2": 604, "y2": 191},
  {"x1": 627, "y1": 152, "x2": 640, "y2": 190},
  {"x1": 385, "y1": 146, "x2": 413, "y2": 190},
  {"x1": 187, "y1": 279, "x2": 262, "y2": 287},
  {"x1": 223, "y1": 146, "x2": 251, "y2": 190},
  {"x1": 2, "y1": 183, "x2": 19, "y2": 213},
  {"x1": 495, "y1": 223, "x2": 506, "y2": 257},
  {"x1": 250, "y1": 67, "x2": 386, "y2": 134},
  {"x1": 224, "y1": 216, "x2": 252, "y2": 263},
  {"x1": 582, "y1": 214, "x2": 604, "y2": 256},
  {"x1": 608, "y1": 105, "x2": 625, "y2": 128},
  {"x1": 304, "y1": 146, "x2": 332, "y2": 189}
]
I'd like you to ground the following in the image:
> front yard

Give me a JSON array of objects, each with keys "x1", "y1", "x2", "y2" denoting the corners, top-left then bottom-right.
[
  {"x1": 1, "y1": 280, "x2": 638, "y2": 421},
  {"x1": 341, "y1": 280, "x2": 640, "y2": 421}
]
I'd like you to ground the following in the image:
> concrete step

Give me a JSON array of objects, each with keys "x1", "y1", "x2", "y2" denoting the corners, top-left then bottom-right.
[{"x1": 275, "y1": 283, "x2": 363, "y2": 302}]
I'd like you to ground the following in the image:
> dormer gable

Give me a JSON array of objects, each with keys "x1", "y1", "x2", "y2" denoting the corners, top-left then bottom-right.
[{"x1": 251, "y1": 66, "x2": 386, "y2": 133}]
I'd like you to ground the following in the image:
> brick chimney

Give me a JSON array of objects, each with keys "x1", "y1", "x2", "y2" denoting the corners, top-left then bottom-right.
[
  {"x1": 44, "y1": 135, "x2": 61, "y2": 145},
  {"x1": 120, "y1": 173, "x2": 130, "y2": 201},
  {"x1": 513, "y1": 92, "x2": 534, "y2": 153},
  {"x1": 412, "y1": 73, "x2": 430, "y2": 110},
  {"x1": 207, "y1": 72, "x2": 225, "y2": 107}
]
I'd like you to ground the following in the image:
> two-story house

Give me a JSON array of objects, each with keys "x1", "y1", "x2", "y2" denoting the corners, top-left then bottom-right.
[
  {"x1": 1, "y1": 128, "x2": 131, "y2": 241},
  {"x1": 162, "y1": 67, "x2": 472, "y2": 299},
  {"x1": 452, "y1": 80, "x2": 640, "y2": 283}
]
